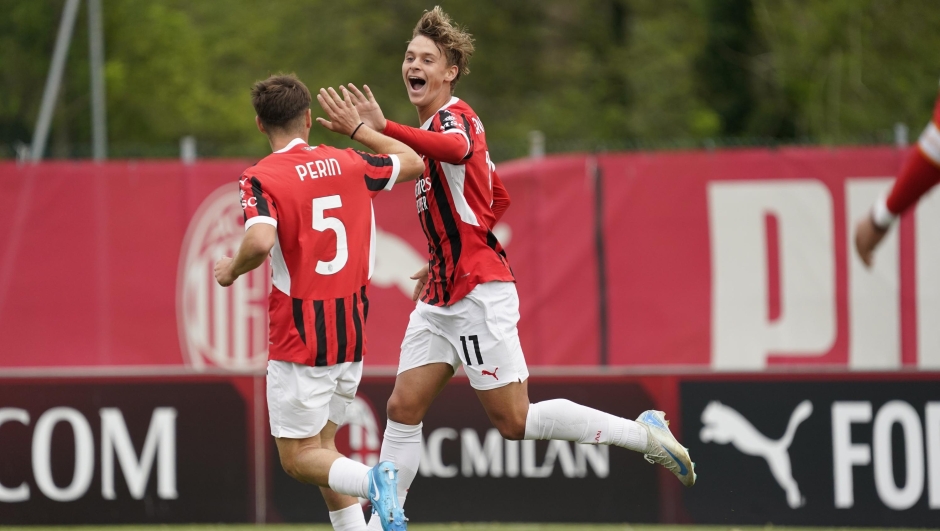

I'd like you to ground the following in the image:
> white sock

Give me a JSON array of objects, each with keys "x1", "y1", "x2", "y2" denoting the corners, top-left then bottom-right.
[
  {"x1": 327, "y1": 457, "x2": 371, "y2": 499},
  {"x1": 366, "y1": 420, "x2": 422, "y2": 530},
  {"x1": 329, "y1": 503, "x2": 367, "y2": 531},
  {"x1": 524, "y1": 399, "x2": 648, "y2": 452}
]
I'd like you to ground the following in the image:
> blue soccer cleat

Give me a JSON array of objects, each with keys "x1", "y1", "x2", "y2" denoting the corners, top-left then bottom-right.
[
  {"x1": 368, "y1": 461, "x2": 407, "y2": 531},
  {"x1": 635, "y1": 410, "x2": 697, "y2": 487}
]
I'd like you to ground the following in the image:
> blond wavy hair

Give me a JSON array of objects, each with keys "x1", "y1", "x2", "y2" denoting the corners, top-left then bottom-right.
[{"x1": 413, "y1": 6, "x2": 475, "y2": 92}]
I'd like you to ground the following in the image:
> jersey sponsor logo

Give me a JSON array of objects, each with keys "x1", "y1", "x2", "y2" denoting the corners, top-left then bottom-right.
[{"x1": 177, "y1": 184, "x2": 270, "y2": 371}]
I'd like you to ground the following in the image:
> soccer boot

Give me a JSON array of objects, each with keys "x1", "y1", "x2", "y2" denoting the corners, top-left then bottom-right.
[
  {"x1": 636, "y1": 409, "x2": 697, "y2": 487},
  {"x1": 368, "y1": 461, "x2": 407, "y2": 531}
]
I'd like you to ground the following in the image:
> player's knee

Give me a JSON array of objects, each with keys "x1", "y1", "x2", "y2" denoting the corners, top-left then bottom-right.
[
  {"x1": 492, "y1": 415, "x2": 526, "y2": 440},
  {"x1": 279, "y1": 451, "x2": 304, "y2": 481},
  {"x1": 386, "y1": 392, "x2": 424, "y2": 425}
]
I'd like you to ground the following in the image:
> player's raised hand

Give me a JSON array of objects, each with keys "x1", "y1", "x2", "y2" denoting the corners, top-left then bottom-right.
[
  {"x1": 347, "y1": 84, "x2": 387, "y2": 132},
  {"x1": 854, "y1": 215, "x2": 889, "y2": 268},
  {"x1": 214, "y1": 257, "x2": 237, "y2": 287},
  {"x1": 316, "y1": 87, "x2": 362, "y2": 137},
  {"x1": 410, "y1": 264, "x2": 430, "y2": 302}
]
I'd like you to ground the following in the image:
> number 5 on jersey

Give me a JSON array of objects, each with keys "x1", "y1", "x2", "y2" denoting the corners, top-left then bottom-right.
[{"x1": 313, "y1": 195, "x2": 346, "y2": 275}]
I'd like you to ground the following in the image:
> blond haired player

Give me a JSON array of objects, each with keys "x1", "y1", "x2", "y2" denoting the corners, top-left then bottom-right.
[{"x1": 345, "y1": 8, "x2": 696, "y2": 525}]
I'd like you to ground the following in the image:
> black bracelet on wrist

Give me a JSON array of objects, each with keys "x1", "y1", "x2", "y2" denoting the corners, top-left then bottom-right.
[{"x1": 350, "y1": 122, "x2": 365, "y2": 140}]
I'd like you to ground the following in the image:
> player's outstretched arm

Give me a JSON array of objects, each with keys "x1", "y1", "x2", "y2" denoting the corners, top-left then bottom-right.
[
  {"x1": 855, "y1": 88, "x2": 940, "y2": 267},
  {"x1": 214, "y1": 224, "x2": 276, "y2": 287},
  {"x1": 347, "y1": 83, "x2": 469, "y2": 165},
  {"x1": 316, "y1": 86, "x2": 423, "y2": 182}
]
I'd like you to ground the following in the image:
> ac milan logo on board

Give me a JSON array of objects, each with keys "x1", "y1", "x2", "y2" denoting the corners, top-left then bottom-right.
[{"x1": 177, "y1": 183, "x2": 270, "y2": 371}]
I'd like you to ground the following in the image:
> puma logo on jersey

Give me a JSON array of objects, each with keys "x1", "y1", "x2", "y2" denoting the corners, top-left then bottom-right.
[{"x1": 482, "y1": 367, "x2": 499, "y2": 380}]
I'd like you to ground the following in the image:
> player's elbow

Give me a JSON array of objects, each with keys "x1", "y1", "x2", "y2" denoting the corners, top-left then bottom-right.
[{"x1": 399, "y1": 151, "x2": 425, "y2": 181}]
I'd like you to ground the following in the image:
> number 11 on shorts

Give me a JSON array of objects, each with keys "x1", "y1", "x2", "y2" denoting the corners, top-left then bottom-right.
[{"x1": 460, "y1": 335, "x2": 483, "y2": 366}]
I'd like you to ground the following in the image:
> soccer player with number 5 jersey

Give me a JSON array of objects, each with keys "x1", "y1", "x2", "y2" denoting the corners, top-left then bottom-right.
[
  {"x1": 214, "y1": 74, "x2": 425, "y2": 531},
  {"x1": 348, "y1": 7, "x2": 697, "y2": 527}
]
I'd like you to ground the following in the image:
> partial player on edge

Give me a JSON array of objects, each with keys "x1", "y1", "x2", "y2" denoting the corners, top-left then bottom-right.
[
  {"x1": 855, "y1": 79, "x2": 940, "y2": 266},
  {"x1": 213, "y1": 74, "x2": 424, "y2": 531}
]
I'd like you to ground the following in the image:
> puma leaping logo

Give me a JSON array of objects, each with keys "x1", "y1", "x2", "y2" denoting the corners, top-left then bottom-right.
[
  {"x1": 700, "y1": 400, "x2": 813, "y2": 508},
  {"x1": 482, "y1": 367, "x2": 499, "y2": 380}
]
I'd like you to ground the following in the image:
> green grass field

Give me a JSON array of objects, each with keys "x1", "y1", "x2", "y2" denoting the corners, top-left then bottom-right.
[{"x1": 3, "y1": 526, "x2": 937, "y2": 531}]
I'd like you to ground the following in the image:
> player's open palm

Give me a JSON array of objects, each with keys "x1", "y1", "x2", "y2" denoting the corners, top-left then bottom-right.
[
  {"x1": 347, "y1": 84, "x2": 387, "y2": 132},
  {"x1": 316, "y1": 87, "x2": 361, "y2": 136}
]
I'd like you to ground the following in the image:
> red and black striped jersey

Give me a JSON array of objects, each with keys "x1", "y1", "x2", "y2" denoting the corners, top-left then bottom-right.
[
  {"x1": 384, "y1": 97, "x2": 514, "y2": 306},
  {"x1": 239, "y1": 138, "x2": 400, "y2": 366}
]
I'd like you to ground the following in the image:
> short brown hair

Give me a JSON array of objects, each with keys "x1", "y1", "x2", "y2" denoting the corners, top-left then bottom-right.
[
  {"x1": 413, "y1": 6, "x2": 474, "y2": 92},
  {"x1": 251, "y1": 74, "x2": 311, "y2": 132}
]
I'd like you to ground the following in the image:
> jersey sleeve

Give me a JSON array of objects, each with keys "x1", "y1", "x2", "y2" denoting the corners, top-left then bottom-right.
[
  {"x1": 349, "y1": 149, "x2": 400, "y2": 198},
  {"x1": 877, "y1": 89, "x2": 940, "y2": 226},
  {"x1": 384, "y1": 113, "x2": 471, "y2": 164},
  {"x1": 239, "y1": 174, "x2": 278, "y2": 229}
]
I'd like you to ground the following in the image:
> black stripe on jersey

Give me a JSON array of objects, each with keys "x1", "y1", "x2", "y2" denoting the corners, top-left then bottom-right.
[
  {"x1": 292, "y1": 298, "x2": 307, "y2": 345},
  {"x1": 360, "y1": 285, "x2": 370, "y2": 322},
  {"x1": 420, "y1": 194, "x2": 447, "y2": 306},
  {"x1": 249, "y1": 177, "x2": 270, "y2": 217},
  {"x1": 460, "y1": 114, "x2": 474, "y2": 159},
  {"x1": 429, "y1": 161, "x2": 461, "y2": 305},
  {"x1": 364, "y1": 175, "x2": 391, "y2": 192},
  {"x1": 352, "y1": 291, "x2": 363, "y2": 361},
  {"x1": 335, "y1": 297, "x2": 347, "y2": 364},
  {"x1": 313, "y1": 300, "x2": 328, "y2": 366},
  {"x1": 486, "y1": 229, "x2": 508, "y2": 259},
  {"x1": 486, "y1": 229, "x2": 514, "y2": 275},
  {"x1": 354, "y1": 150, "x2": 394, "y2": 168}
]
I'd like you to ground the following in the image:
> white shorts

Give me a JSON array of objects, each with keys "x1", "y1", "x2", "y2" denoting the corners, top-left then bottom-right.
[
  {"x1": 399, "y1": 281, "x2": 529, "y2": 391},
  {"x1": 266, "y1": 359, "x2": 362, "y2": 439}
]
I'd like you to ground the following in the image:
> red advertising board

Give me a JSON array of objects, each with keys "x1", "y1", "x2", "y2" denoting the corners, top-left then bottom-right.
[{"x1": 3, "y1": 145, "x2": 937, "y2": 372}]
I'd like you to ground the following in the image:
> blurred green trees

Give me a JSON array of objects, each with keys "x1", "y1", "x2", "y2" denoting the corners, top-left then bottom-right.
[{"x1": 1, "y1": 0, "x2": 938, "y2": 160}]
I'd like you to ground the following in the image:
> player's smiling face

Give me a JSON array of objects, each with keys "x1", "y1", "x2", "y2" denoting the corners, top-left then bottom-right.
[{"x1": 402, "y1": 35, "x2": 457, "y2": 111}]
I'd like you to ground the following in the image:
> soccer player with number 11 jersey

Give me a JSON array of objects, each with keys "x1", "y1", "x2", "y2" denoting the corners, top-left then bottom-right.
[{"x1": 348, "y1": 7, "x2": 697, "y2": 527}]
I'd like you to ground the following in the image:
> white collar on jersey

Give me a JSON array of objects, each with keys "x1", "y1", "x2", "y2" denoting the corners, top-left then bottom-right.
[
  {"x1": 421, "y1": 97, "x2": 460, "y2": 130},
  {"x1": 273, "y1": 137, "x2": 308, "y2": 154}
]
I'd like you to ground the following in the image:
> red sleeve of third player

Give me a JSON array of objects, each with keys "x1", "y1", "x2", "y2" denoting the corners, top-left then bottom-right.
[
  {"x1": 239, "y1": 173, "x2": 278, "y2": 229},
  {"x1": 491, "y1": 170, "x2": 511, "y2": 222},
  {"x1": 348, "y1": 149, "x2": 400, "y2": 198},
  {"x1": 383, "y1": 111, "x2": 471, "y2": 164},
  {"x1": 885, "y1": 90, "x2": 940, "y2": 215}
]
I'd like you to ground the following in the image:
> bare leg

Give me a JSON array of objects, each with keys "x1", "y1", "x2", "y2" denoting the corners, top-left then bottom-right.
[
  {"x1": 474, "y1": 379, "x2": 530, "y2": 440},
  {"x1": 275, "y1": 427, "x2": 372, "y2": 499},
  {"x1": 316, "y1": 421, "x2": 361, "y2": 512},
  {"x1": 385, "y1": 362, "x2": 454, "y2": 424},
  {"x1": 366, "y1": 363, "x2": 454, "y2": 530}
]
